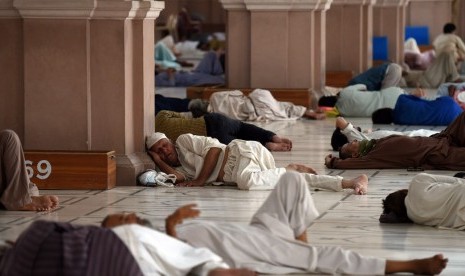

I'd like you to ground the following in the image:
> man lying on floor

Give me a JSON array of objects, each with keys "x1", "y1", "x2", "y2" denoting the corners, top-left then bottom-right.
[
  {"x1": 381, "y1": 172, "x2": 465, "y2": 230},
  {"x1": 325, "y1": 112, "x2": 465, "y2": 170},
  {"x1": 147, "y1": 131, "x2": 368, "y2": 192},
  {"x1": 0, "y1": 220, "x2": 254, "y2": 276},
  {"x1": 330, "y1": 116, "x2": 439, "y2": 151},
  {"x1": 102, "y1": 172, "x2": 448, "y2": 275}
]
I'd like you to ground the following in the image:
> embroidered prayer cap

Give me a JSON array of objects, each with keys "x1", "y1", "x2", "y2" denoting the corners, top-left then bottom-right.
[{"x1": 146, "y1": 132, "x2": 168, "y2": 149}]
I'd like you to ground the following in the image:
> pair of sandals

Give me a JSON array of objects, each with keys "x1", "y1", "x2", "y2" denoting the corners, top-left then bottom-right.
[{"x1": 137, "y1": 170, "x2": 177, "y2": 187}]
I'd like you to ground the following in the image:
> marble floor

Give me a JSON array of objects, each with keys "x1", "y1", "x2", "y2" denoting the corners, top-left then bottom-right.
[{"x1": 2, "y1": 105, "x2": 465, "y2": 275}]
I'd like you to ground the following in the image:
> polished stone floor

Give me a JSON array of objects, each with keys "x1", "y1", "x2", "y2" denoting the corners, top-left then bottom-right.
[{"x1": 1, "y1": 107, "x2": 465, "y2": 275}]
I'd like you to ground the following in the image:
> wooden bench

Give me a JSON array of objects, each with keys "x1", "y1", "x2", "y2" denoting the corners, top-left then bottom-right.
[{"x1": 24, "y1": 150, "x2": 116, "y2": 190}]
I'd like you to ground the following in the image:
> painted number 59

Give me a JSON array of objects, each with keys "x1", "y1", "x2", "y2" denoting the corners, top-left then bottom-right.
[{"x1": 25, "y1": 160, "x2": 52, "y2": 180}]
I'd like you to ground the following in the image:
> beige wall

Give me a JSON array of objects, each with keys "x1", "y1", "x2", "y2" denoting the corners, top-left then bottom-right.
[
  {"x1": 0, "y1": 0, "x2": 162, "y2": 186},
  {"x1": 0, "y1": 18, "x2": 24, "y2": 139},
  {"x1": 407, "y1": 0, "x2": 453, "y2": 44}
]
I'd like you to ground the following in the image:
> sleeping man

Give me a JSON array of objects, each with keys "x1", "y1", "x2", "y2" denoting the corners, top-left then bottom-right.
[{"x1": 103, "y1": 172, "x2": 448, "y2": 275}]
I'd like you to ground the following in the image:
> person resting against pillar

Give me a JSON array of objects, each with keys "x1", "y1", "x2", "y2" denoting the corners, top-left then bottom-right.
[
  {"x1": 155, "y1": 110, "x2": 293, "y2": 151},
  {"x1": 403, "y1": 51, "x2": 463, "y2": 88},
  {"x1": 0, "y1": 221, "x2": 254, "y2": 276},
  {"x1": 325, "y1": 112, "x2": 465, "y2": 170},
  {"x1": 155, "y1": 50, "x2": 225, "y2": 87},
  {"x1": 371, "y1": 94, "x2": 463, "y2": 126},
  {"x1": 330, "y1": 116, "x2": 439, "y2": 151},
  {"x1": 347, "y1": 62, "x2": 403, "y2": 91},
  {"x1": 0, "y1": 129, "x2": 59, "y2": 211},
  {"x1": 146, "y1": 132, "x2": 368, "y2": 192},
  {"x1": 380, "y1": 172, "x2": 465, "y2": 230},
  {"x1": 103, "y1": 172, "x2": 448, "y2": 275},
  {"x1": 318, "y1": 85, "x2": 423, "y2": 117}
]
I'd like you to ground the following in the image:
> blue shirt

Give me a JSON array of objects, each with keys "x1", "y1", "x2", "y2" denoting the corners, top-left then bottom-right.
[{"x1": 393, "y1": 95, "x2": 462, "y2": 125}]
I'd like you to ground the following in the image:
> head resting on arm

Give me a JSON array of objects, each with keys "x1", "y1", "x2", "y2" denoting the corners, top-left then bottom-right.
[{"x1": 146, "y1": 132, "x2": 180, "y2": 166}]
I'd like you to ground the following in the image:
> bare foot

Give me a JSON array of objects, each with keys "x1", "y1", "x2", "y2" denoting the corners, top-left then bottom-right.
[
  {"x1": 266, "y1": 142, "x2": 291, "y2": 151},
  {"x1": 413, "y1": 254, "x2": 448, "y2": 275},
  {"x1": 336, "y1": 116, "x2": 349, "y2": 130},
  {"x1": 271, "y1": 135, "x2": 293, "y2": 149},
  {"x1": 19, "y1": 195, "x2": 59, "y2": 212},
  {"x1": 285, "y1": 163, "x2": 317, "y2": 174},
  {"x1": 342, "y1": 174, "x2": 368, "y2": 195},
  {"x1": 304, "y1": 110, "x2": 326, "y2": 120}
]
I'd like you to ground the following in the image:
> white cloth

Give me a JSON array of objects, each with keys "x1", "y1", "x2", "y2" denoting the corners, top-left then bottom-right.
[
  {"x1": 341, "y1": 123, "x2": 439, "y2": 142},
  {"x1": 405, "y1": 173, "x2": 465, "y2": 230},
  {"x1": 146, "y1": 132, "x2": 168, "y2": 149},
  {"x1": 112, "y1": 224, "x2": 228, "y2": 276},
  {"x1": 208, "y1": 89, "x2": 306, "y2": 121},
  {"x1": 433, "y1": 33, "x2": 465, "y2": 61},
  {"x1": 177, "y1": 172, "x2": 386, "y2": 275},
  {"x1": 336, "y1": 85, "x2": 404, "y2": 117},
  {"x1": 175, "y1": 134, "x2": 345, "y2": 191},
  {"x1": 248, "y1": 89, "x2": 306, "y2": 121},
  {"x1": 207, "y1": 90, "x2": 258, "y2": 121},
  {"x1": 175, "y1": 134, "x2": 226, "y2": 183}
]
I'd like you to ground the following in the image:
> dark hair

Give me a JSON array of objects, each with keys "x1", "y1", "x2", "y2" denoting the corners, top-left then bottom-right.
[
  {"x1": 372, "y1": 108, "x2": 394, "y2": 124},
  {"x1": 454, "y1": 172, "x2": 465, "y2": 178},
  {"x1": 331, "y1": 128, "x2": 348, "y2": 151},
  {"x1": 338, "y1": 145, "x2": 352, "y2": 160},
  {"x1": 443, "y1": 23, "x2": 456, "y2": 34},
  {"x1": 381, "y1": 189, "x2": 412, "y2": 223},
  {"x1": 318, "y1": 96, "x2": 338, "y2": 107}
]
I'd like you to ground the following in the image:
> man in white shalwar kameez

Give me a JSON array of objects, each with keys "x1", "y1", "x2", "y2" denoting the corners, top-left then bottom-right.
[
  {"x1": 382, "y1": 173, "x2": 465, "y2": 230},
  {"x1": 208, "y1": 89, "x2": 324, "y2": 121},
  {"x1": 103, "y1": 173, "x2": 448, "y2": 275},
  {"x1": 146, "y1": 132, "x2": 368, "y2": 192},
  {"x1": 111, "y1": 224, "x2": 254, "y2": 276}
]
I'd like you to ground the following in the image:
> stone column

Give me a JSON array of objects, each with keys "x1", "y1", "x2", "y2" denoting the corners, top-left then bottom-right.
[
  {"x1": 407, "y1": 0, "x2": 453, "y2": 40},
  {"x1": 1, "y1": 0, "x2": 164, "y2": 185},
  {"x1": 373, "y1": 0, "x2": 409, "y2": 65},
  {"x1": 326, "y1": 0, "x2": 375, "y2": 74},
  {"x1": 220, "y1": 0, "x2": 331, "y2": 95},
  {"x1": 0, "y1": 0, "x2": 24, "y2": 139}
]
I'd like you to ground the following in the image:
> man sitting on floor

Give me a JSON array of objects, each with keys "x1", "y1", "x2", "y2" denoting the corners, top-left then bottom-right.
[
  {"x1": 155, "y1": 110, "x2": 293, "y2": 151},
  {"x1": 381, "y1": 172, "x2": 465, "y2": 230},
  {"x1": 147, "y1": 132, "x2": 368, "y2": 192},
  {"x1": 325, "y1": 112, "x2": 465, "y2": 170},
  {"x1": 0, "y1": 129, "x2": 58, "y2": 211},
  {"x1": 103, "y1": 172, "x2": 448, "y2": 275}
]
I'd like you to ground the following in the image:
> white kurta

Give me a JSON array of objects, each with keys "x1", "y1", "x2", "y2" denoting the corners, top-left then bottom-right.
[
  {"x1": 177, "y1": 172, "x2": 386, "y2": 275},
  {"x1": 208, "y1": 89, "x2": 306, "y2": 121},
  {"x1": 405, "y1": 173, "x2": 465, "y2": 230},
  {"x1": 175, "y1": 134, "x2": 227, "y2": 183},
  {"x1": 112, "y1": 224, "x2": 228, "y2": 276},
  {"x1": 433, "y1": 33, "x2": 465, "y2": 61},
  {"x1": 341, "y1": 123, "x2": 439, "y2": 142},
  {"x1": 207, "y1": 90, "x2": 258, "y2": 121},
  {"x1": 336, "y1": 85, "x2": 404, "y2": 117}
]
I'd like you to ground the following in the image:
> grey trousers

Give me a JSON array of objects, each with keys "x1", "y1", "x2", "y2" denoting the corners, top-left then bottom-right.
[{"x1": 0, "y1": 130, "x2": 38, "y2": 210}]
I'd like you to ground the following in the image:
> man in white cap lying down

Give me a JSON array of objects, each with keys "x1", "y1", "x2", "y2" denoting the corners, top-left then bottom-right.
[
  {"x1": 146, "y1": 131, "x2": 368, "y2": 191},
  {"x1": 103, "y1": 172, "x2": 448, "y2": 275}
]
